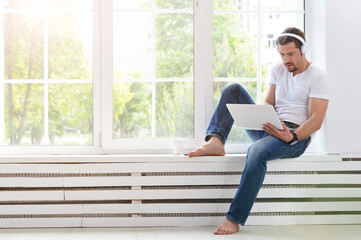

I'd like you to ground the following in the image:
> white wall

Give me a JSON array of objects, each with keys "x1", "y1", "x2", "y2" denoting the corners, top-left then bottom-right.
[
  {"x1": 306, "y1": 0, "x2": 361, "y2": 155},
  {"x1": 305, "y1": 0, "x2": 327, "y2": 154},
  {"x1": 325, "y1": 0, "x2": 361, "y2": 155}
]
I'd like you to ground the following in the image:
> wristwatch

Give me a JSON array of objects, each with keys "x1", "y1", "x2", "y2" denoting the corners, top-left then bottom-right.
[{"x1": 287, "y1": 130, "x2": 298, "y2": 145}]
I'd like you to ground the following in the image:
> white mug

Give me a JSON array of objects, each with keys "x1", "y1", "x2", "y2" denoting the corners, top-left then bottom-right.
[{"x1": 172, "y1": 139, "x2": 184, "y2": 155}]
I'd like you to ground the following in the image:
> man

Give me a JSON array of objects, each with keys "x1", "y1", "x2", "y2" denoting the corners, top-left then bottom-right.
[{"x1": 189, "y1": 27, "x2": 330, "y2": 235}]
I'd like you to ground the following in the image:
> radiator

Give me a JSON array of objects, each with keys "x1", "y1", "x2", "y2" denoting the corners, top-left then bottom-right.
[{"x1": 0, "y1": 155, "x2": 360, "y2": 228}]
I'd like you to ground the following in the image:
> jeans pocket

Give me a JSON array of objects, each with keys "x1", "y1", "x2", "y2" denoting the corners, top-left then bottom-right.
[
  {"x1": 282, "y1": 147, "x2": 303, "y2": 159},
  {"x1": 281, "y1": 139, "x2": 308, "y2": 159}
]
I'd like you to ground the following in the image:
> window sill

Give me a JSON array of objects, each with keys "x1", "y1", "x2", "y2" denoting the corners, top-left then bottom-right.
[{"x1": 0, "y1": 153, "x2": 341, "y2": 164}]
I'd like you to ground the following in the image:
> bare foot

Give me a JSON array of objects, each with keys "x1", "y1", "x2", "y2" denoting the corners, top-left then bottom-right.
[
  {"x1": 213, "y1": 219, "x2": 240, "y2": 235},
  {"x1": 188, "y1": 136, "x2": 225, "y2": 158}
]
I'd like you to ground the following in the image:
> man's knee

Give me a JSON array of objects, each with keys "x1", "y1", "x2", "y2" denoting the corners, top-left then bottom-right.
[
  {"x1": 247, "y1": 142, "x2": 269, "y2": 166},
  {"x1": 224, "y1": 83, "x2": 243, "y2": 95}
]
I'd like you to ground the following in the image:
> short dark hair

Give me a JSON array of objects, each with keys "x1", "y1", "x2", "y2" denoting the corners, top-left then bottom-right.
[{"x1": 276, "y1": 27, "x2": 306, "y2": 52}]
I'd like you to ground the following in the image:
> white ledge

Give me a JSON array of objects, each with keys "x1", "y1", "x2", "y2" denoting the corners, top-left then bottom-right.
[{"x1": 0, "y1": 153, "x2": 341, "y2": 164}]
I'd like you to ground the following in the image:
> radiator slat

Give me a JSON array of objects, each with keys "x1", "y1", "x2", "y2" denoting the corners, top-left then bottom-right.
[
  {"x1": 0, "y1": 205, "x2": 83, "y2": 214},
  {"x1": 64, "y1": 188, "x2": 361, "y2": 201},
  {"x1": 2, "y1": 188, "x2": 359, "y2": 202},
  {"x1": 0, "y1": 218, "x2": 82, "y2": 228},
  {"x1": 78, "y1": 161, "x2": 360, "y2": 172},
  {"x1": 0, "y1": 164, "x2": 79, "y2": 173},
  {"x1": 267, "y1": 161, "x2": 361, "y2": 171},
  {"x1": 83, "y1": 202, "x2": 361, "y2": 213},
  {"x1": 3, "y1": 161, "x2": 361, "y2": 175},
  {"x1": 2, "y1": 202, "x2": 361, "y2": 215},
  {"x1": 63, "y1": 174, "x2": 361, "y2": 187},
  {"x1": 0, "y1": 191, "x2": 64, "y2": 201},
  {"x1": 1, "y1": 174, "x2": 360, "y2": 188},
  {"x1": 1, "y1": 161, "x2": 360, "y2": 174},
  {"x1": 0, "y1": 178, "x2": 63, "y2": 187}
]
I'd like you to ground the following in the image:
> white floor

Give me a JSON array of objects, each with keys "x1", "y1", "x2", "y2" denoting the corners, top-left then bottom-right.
[{"x1": 0, "y1": 225, "x2": 360, "y2": 240}]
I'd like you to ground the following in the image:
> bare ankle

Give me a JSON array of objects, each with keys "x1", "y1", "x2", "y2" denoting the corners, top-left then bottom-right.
[{"x1": 209, "y1": 136, "x2": 224, "y2": 145}]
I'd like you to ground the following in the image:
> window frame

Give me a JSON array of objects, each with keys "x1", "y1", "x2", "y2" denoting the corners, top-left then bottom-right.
[{"x1": 0, "y1": 0, "x2": 306, "y2": 155}]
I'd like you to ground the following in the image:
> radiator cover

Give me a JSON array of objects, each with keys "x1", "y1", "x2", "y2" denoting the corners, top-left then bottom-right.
[{"x1": 0, "y1": 154, "x2": 360, "y2": 228}]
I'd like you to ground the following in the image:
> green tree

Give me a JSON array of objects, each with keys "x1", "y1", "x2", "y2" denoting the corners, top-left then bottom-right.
[
  {"x1": 4, "y1": 1, "x2": 92, "y2": 145},
  {"x1": 4, "y1": 9, "x2": 44, "y2": 145},
  {"x1": 113, "y1": 82, "x2": 152, "y2": 138},
  {"x1": 155, "y1": 82, "x2": 194, "y2": 138}
]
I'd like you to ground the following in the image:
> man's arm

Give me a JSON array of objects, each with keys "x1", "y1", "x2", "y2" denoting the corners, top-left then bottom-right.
[
  {"x1": 263, "y1": 97, "x2": 329, "y2": 142},
  {"x1": 293, "y1": 98, "x2": 329, "y2": 140},
  {"x1": 264, "y1": 83, "x2": 276, "y2": 106}
]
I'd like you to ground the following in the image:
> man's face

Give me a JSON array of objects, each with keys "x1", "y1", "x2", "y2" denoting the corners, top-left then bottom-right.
[{"x1": 278, "y1": 42, "x2": 303, "y2": 73}]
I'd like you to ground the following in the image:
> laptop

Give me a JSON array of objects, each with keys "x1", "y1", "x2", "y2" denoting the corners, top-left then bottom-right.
[{"x1": 226, "y1": 104, "x2": 283, "y2": 130}]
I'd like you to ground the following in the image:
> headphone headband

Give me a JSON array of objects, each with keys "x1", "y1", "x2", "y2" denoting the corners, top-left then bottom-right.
[
  {"x1": 278, "y1": 33, "x2": 308, "y2": 54},
  {"x1": 278, "y1": 33, "x2": 306, "y2": 45}
]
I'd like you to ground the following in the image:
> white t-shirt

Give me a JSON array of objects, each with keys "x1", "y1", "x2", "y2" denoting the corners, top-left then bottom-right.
[{"x1": 269, "y1": 61, "x2": 330, "y2": 125}]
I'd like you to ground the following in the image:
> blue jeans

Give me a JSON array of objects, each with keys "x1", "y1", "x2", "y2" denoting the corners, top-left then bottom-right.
[{"x1": 206, "y1": 83, "x2": 311, "y2": 225}]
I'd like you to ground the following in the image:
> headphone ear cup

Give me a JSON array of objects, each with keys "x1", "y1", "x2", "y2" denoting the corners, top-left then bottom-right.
[{"x1": 301, "y1": 43, "x2": 309, "y2": 54}]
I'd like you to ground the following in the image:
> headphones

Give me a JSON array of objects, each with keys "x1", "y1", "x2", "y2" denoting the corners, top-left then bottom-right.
[{"x1": 277, "y1": 33, "x2": 309, "y2": 54}]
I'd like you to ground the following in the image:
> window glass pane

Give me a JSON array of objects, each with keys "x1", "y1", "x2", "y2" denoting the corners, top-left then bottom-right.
[
  {"x1": 156, "y1": 81, "x2": 194, "y2": 138},
  {"x1": 3, "y1": 0, "x2": 47, "y2": 8},
  {"x1": 4, "y1": 13, "x2": 44, "y2": 80},
  {"x1": 261, "y1": 81, "x2": 268, "y2": 103},
  {"x1": 261, "y1": 0, "x2": 304, "y2": 11},
  {"x1": 155, "y1": 13, "x2": 193, "y2": 78},
  {"x1": 48, "y1": 83, "x2": 92, "y2": 145},
  {"x1": 156, "y1": 0, "x2": 192, "y2": 9},
  {"x1": 113, "y1": 82, "x2": 152, "y2": 138},
  {"x1": 213, "y1": 0, "x2": 258, "y2": 11},
  {"x1": 113, "y1": 0, "x2": 152, "y2": 10},
  {"x1": 48, "y1": 13, "x2": 92, "y2": 79},
  {"x1": 4, "y1": 84, "x2": 44, "y2": 145},
  {"x1": 4, "y1": 1, "x2": 92, "y2": 9},
  {"x1": 48, "y1": 0, "x2": 92, "y2": 9},
  {"x1": 2, "y1": 1, "x2": 93, "y2": 147},
  {"x1": 113, "y1": 12, "x2": 153, "y2": 79},
  {"x1": 213, "y1": 81, "x2": 256, "y2": 144},
  {"x1": 213, "y1": 13, "x2": 258, "y2": 78},
  {"x1": 112, "y1": 1, "x2": 194, "y2": 140}
]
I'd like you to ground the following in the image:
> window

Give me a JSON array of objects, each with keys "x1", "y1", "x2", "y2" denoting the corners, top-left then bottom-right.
[
  {"x1": 1, "y1": 0, "x2": 93, "y2": 146},
  {"x1": 0, "y1": 0, "x2": 305, "y2": 154},
  {"x1": 101, "y1": 0, "x2": 196, "y2": 150},
  {"x1": 112, "y1": 0, "x2": 194, "y2": 139}
]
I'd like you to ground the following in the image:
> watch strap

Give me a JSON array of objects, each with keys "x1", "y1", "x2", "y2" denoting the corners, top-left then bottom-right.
[{"x1": 287, "y1": 130, "x2": 298, "y2": 144}]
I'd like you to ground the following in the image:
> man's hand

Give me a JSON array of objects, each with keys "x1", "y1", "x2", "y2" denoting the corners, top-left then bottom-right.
[{"x1": 262, "y1": 121, "x2": 293, "y2": 143}]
